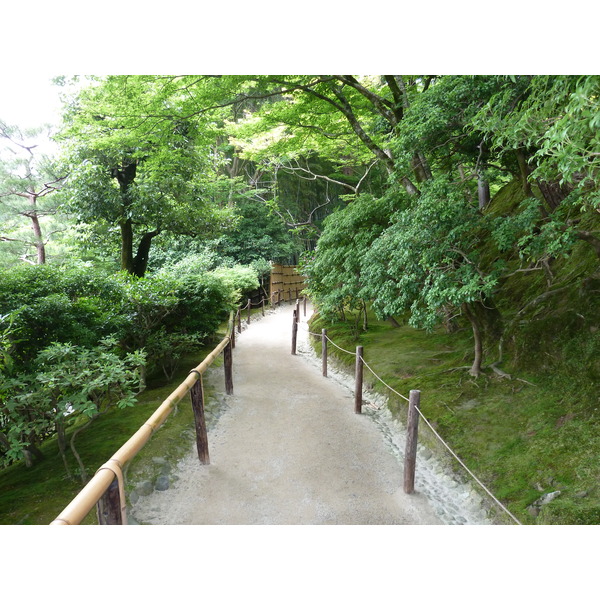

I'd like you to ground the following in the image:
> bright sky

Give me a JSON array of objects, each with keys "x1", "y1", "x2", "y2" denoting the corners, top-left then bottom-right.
[{"x1": 0, "y1": 73, "x2": 64, "y2": 130}]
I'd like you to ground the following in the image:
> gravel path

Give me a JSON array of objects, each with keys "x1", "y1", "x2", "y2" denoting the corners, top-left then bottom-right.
[{"x1": 130, "y1": 303, "x2": 490, "y2": 525}]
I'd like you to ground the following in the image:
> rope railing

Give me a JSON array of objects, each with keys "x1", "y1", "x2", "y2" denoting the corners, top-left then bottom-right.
[
  {"x1": 414, "y1": 405, "x2": 523, "y2": 525},
  {"x1": 298, "y1": 313, "x2": 523, "y2": 525},
  {"x1": 359, "y1": 356, "x2": 411, "y2": 404}
]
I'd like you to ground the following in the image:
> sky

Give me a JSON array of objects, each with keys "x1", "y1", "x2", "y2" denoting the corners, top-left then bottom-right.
[{"x1": 0, "y1": 73, "x2": 64, "y2": 131}]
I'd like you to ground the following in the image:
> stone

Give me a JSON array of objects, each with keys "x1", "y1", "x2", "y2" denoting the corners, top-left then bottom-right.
[
  {"x1": 419, "y1": 448, "x2": 433, "y2": 461},
  {"x1": 539, "y1": 490, "x2": 561, "y2": 505},
  {"x1": 136, "y1": 480, "x2": 154, "y2": 497},
  {"x1": 155, "y1": 475, "x2": 170, "y2": 491},
  {"x1": 129, "y1": 490, "x2": 139, "y2": 505},
  {"x1": 527, "y1": 489, "x2": 561, "y2": 517}
]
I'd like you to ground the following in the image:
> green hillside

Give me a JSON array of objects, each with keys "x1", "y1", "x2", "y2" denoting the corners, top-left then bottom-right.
[{"x1": 308, "y1": 179, "x2": 600, "y2": 525}]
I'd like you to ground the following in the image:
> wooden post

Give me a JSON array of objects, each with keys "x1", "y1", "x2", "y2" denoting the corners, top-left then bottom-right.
[
  {"x1": 303, "y1": 295, "x2": 307, "y2": 317},
  {"x1": 237, "y1": 308, "x2": 242, "y2": 333},
  {"x1": 354, "y1": 346, "x2": 363, "y2": 414},
  {"x1": 322, "y1": 328, "x2": 327, "y2": 377},
  {"x1": 404, "y1": 389, "x2": 421, "y2": 494},
  {"x1": 261, "y1": 297, "x2": 265, "y2": 317},
  {"x1": 224, "y1": 338, "x2": 234, "y2": 395},
  {"x1": 247, "y1": 299, "x2": 251, "y2": 325},
  {"x1": 190, "y1": 374, "x2": 210, "y2": 465},
  {"x1": 295, "y1": 299, "x2": 300, "y2": 323},
  {"x1": 291, "y1": 309, "x2": 298, "y2": 355},
  {"x1": 96, "y1": 477, "x2": 123, "y2": 525}
]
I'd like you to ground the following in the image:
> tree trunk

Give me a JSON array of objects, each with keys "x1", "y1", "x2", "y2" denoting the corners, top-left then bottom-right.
[
  {"x1": 70, "y1": 417, "x2": 98, "y2": 484},
  {"x1": 113, "y1": 161, "x2": 138, "y2": 275},
  {"x1": 463, "y1": 303, "x2": 484, "y2": 377},
  {"x1": 386, "y1": 315, "x2": 401, "y2": 328},
  {"x1": 56, "y1": 418, "x2": 72, "y2": 479},
  {"x1": 132, "y1": 230, "x2": 161, "y2": 278},
  {"x1": 120, "y1": 219, "x2": 135, "y2": 273},
  {"x1": 411, "y1": 152, "x2": 433, "y2": 183},
  {"x1": 477, "y1": 171, "x2": 491, "y2": 211},
  {"x1": 31, "y1": 216, "x2": 46, "y2": 264},
  {"x1": 516, "y1": 149, "x2": 532, "y2": 196},
  {"x1": 575, "y1": 230, "x2": 600, "y2": 259},
  {"x1": 536, "y1": 178, "x2": 572, "y2": 212},
  {"x1": 457, "y1": 164, "x2": 473, "y2": 202},
  {"x1": 24, "y1": 190, "x2": 46, "y2": 264}
]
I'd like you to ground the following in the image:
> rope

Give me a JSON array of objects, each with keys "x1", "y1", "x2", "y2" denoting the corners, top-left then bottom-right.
[
  {"x1": 300, "y1": 322, "x2": 521, "y2": 524},
  {"x1": 414, "y1": 406, "x2": 522, "y2": 525},
  {"x1": 325, "y1": 335, "x2": 357, "y2": 356},
  {"x1": 359, "y1": 356, "x2": 410, "y2": 403},
  {"x1": 297, "y1": 322, "x2": 321, "y2": 337}
]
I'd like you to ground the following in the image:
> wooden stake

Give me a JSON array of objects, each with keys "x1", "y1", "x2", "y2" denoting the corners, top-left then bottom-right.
[
  {"x1": 404, "y1": 389, "x2": 421, "y2": 494},
  {"x1": 96, "y1": 478, "x2": 123, "y2": 525},
  {"x1": 291, "y1": 309, "x2": 298, "y2": 355},
  {"x1": 247, "y1": 299, "x2": 251, "y2": 325},
  {"x1": 224, "y1": 339, "x2": 234, "y2": 395},
  {"x1": 237, "y1": 308, "x2": 242, "y2": 333},
  {"x1": 261, "y1": 297, "x2": 265, "y2": 316},
  {"x1": 303, "y1": 295, "x2": 307, "y2": 317},
  {"x1": 354, "y1": 346, "x2": 363, "y2": 414},
  {"x1": 322, "y1": 328, "x2": 328, "y2": 377},
  {"x1": 190, "y1": 375, "x2": 210, "y2": 465}
]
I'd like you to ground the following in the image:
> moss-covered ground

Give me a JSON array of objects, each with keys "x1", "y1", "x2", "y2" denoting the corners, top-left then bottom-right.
[
  {"x1": 309, "y1": 308, "x2": 600, "y2": 525},
  {"x1": 0, "y1": 305, "x2": 273, "y2": 526}
]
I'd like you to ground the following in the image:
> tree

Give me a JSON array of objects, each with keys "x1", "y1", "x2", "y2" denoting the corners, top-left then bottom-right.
[
  {"x1": 0, "y1": 121, "x2": 67, "y2": 265},
  {"x1": 1, "y1": 338, "x2": 145, "y2": 479},
  {"x1": 303, "y1": 192, "x2": 397, "y2": 329},
  {"x1": 362, "y1": 177, "x2": 503, "y2": 376},
  {"x1": 57, "y1": 76, "x2": 237, "y2": 277},
  {"x1": 472, "y1": 75, "x2": 600, "y2": 257}
]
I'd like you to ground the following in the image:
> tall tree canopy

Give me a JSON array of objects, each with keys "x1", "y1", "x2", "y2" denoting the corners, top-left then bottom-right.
[{"x1": 56, "y1": 76, "x2": 239, "y2": 276}]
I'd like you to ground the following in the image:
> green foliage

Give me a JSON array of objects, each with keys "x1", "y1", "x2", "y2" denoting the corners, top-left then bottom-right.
[
  {"x1": 56, "y1": 76, "x2": 238, "y2": 275},
  {"x1": 1, "y1": 337, "x2": 145, "y2": 469},
  {"x1": 214, "y1": 196, "x2": 301, "y2": 264},
  {"x1": 362, "y1": 178, "x2": 498, "y2": 330},
  {"x1": 391, "y1": 75, "x2": 505, "y2": 177},
  {"x1": 0, "y1": 265, "x2": 127, "y2": 366},
  {"x1": 302, "y1": 193, "x2": 398, "y2": 321},
  {"x1": 474, "y1": 75, "x2": 600, "y2": 210}
]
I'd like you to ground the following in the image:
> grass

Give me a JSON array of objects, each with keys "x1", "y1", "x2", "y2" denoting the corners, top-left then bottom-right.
[
  {"x1": 309, "y1": 307, "x2": 600, "y2": 525},
  {"x1": 0, "y1": 305, "x2": 268, "y2": 526},
  {"x1": 0, "y1": 336, "x2": 227, "y2": 525}
]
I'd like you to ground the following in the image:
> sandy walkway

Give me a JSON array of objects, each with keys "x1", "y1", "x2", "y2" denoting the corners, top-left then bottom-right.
[{"x1": 131, "y1": 303, "x2": 443, "y2": 525}]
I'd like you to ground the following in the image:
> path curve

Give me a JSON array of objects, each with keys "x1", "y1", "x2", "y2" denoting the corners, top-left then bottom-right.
[{"x1": 131, "y1": 304, "x2": 466, "y2": 525}]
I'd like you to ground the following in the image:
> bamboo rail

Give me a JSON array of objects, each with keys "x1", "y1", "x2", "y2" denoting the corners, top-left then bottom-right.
[{"x1": 50, "y1": 323, "x2": 234, "y2": 525}]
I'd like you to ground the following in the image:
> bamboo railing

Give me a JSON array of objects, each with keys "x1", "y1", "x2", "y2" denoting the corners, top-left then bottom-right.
[{"x1": 50, "y1": 315, "x2": 236, "y2": 525}]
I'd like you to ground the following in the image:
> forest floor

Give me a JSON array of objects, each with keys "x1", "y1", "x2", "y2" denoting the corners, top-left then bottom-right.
[{"x1": 129, "y1": 302, "x2": 491, "y2": 525}]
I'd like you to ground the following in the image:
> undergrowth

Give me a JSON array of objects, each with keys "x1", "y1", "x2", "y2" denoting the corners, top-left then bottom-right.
[{"x1": 0, "y1": 338, "x2": 226, "y2": 525}]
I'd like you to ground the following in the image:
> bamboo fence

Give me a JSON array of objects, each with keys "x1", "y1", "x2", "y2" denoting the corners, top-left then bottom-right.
[{"x1": 50, "y1": 315, "x2": 236, "y2": 525}]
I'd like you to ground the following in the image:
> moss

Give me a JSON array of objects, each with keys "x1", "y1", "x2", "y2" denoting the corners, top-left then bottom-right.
[
  {"x1": 310, "y1": 302, "x2": 600, "y2": 525},
  {"x1": 0, "y1": 342, "x2": 226, "y2": 525}
]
